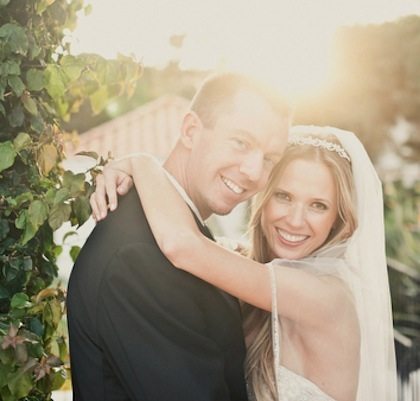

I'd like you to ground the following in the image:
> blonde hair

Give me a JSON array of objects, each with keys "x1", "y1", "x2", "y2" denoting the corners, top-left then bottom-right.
[{"x1": 244, "y1": 134, "x2": 358, "y2": 400}]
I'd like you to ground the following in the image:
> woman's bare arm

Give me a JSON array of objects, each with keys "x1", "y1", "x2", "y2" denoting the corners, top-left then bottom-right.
[{"x1": 100, "y1": 154, "x2": 351, "y2": 328}]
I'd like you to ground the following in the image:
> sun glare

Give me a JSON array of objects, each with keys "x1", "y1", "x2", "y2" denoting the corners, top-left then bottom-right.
[{"x1": 71, "y1": 0, "x2": 420, "y2": 98}]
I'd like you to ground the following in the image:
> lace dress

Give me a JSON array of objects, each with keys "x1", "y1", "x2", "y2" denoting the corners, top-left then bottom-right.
[
  {"x1": 277, "y1": 366, "x2": 336, "y2": 401},
  {"x1": 247, "y1": 365, "x2": 336, "y2": 401}
]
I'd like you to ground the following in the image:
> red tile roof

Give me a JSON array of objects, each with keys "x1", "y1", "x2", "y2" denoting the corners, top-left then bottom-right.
[{"x1": 66, "y1": 95, "x2": 189, "y2": 160}]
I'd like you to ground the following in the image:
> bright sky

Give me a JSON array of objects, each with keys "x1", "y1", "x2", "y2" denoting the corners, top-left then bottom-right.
[{"x1": 70, "y1": 0, "x2": 420, "y2": 97}]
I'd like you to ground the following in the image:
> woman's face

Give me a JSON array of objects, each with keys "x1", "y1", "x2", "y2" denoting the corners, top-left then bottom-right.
[{"x1": 261, "y1": 158, "x2": 338, "y2": 260}]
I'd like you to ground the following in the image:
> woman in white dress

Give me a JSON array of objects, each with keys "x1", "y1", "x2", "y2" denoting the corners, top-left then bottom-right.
[{"x1": 91, "y1": 126, "x2": 397, "y2": 401}]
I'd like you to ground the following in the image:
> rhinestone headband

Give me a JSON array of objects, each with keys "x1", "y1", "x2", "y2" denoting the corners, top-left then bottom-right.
[{"x1": 288, "y1": 135, "x2": 351, "y2": 162}]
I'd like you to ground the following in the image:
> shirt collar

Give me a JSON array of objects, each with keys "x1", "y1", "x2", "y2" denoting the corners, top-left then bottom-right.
[{"x1": 163, "y1": 169, "x2": 205, "y2": 226}]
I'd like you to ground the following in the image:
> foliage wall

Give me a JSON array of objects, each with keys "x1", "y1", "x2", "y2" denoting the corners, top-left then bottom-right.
[
  {"x1": 0, "y1": 1, "x2": 141, "y2": 400},
  {"x1": 294, "y1": 15, "x2": 420, "y2": 162}
]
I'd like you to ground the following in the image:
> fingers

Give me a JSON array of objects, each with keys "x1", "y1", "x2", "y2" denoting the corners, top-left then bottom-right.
[
  {"x1": 89, "y1": 160, "x2": 134, "y2": 221},
  {"x1": 104, "y1": 170, "x2": 118, "y2": 212},
  {"x1": 116, "y1": 175, "x2": 133, "y2": 196},
  {"x1": 90, "y1": 192, "x2": 100, "y2": 222},
  {"x1": 90, "y1": 174, "x2": 108, "y2": 221}
]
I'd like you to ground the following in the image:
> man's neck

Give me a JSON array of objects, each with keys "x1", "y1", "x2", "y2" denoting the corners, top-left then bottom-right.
[{"x1": 163, "y1": 154, "x2": 209, "y2": 222}]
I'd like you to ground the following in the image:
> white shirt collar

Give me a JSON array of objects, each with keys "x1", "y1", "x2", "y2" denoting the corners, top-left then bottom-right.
[{"x1": 163, "y1": 169, "x2": 205, "y2": 226}]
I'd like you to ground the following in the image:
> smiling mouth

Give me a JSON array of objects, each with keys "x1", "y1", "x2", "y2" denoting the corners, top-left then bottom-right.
[
  {"x1": 276, "y1": 228, "x2": 308, "y2": 244},
  {"x1": 221, "y1": 176, "x2": 245, "y2": 195}
]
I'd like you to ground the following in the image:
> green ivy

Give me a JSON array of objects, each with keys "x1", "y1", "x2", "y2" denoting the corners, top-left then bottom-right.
[{"x1": 0, "y1": 1, "x2": 142, "y2": 399}]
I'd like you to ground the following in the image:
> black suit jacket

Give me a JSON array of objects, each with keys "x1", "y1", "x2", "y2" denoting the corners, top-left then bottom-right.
[{"x1": 67, "y1": 188, "x2": 248, "y2": 401}]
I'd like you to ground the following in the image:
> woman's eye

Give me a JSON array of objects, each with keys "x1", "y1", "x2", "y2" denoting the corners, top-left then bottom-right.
[
  {"x1": 312, "y1": 202, "x2": 328, "y2": 211},
  {"x1": 274, "y1": 191, "x2": 290, "y2": 201}
]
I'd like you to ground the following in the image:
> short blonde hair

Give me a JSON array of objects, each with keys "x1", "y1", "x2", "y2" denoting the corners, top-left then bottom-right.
[{"x1": 189, "y1": 72, "x2": 291, "y2": 129}]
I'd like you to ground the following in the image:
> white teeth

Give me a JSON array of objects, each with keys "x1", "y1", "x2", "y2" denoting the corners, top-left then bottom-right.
[
  {"x1": 277, "y1": 229, "x2": 308, "y2": 243},
  {"x1": 222, "y1": 177, "x2": 244, "y2": 194}
]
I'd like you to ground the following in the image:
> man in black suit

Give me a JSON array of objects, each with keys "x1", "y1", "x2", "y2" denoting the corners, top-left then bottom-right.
[{"x1": 67, "y1": 73, "x2": 290, "y2": 401}]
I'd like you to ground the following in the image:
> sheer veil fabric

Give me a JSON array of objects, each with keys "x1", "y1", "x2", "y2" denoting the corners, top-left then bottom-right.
[{"x1": 268, "y1": 126, "x2": 397, "y2": 401}]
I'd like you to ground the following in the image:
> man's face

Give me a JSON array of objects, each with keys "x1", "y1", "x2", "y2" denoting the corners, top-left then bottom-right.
[{"x1": 185, "y1": 90, "x2": 289, "y2": 219}]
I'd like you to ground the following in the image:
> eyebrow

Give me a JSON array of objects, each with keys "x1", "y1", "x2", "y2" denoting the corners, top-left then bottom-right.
[
  {"x1": 230, "y1": 129, "x2": 255, "y2": 140},
  {"x1": 230, "y1": 129, "x2": 283, "y2": 157},
  {"x1": 312, "y1": 198, "x2": 333, "y2": 205},
  {"x1": 275, "y1": 188, "x2": 333, "y2": 205}
]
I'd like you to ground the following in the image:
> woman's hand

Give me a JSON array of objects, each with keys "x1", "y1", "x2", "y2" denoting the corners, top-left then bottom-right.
[{"x1": 90, "y1": 158, "x2": 134, "y2": 221}]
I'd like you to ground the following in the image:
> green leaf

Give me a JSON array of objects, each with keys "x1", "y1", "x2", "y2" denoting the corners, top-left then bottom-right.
[
  {"x1": 72, "y1": 196, "x2": 91, "y2": 226},
  {"x1": 13, "y1": 132, "x2": 32, "y2": 152},
  {"x1": 8, "y1": 76, "x2": 25, "y2": 96},
  {"x1": 0, "y1": 141, "x2": 17, "y2": 172},
  {"x1": 30, "y1": 114, "x2": 45, "y2": 133},
  {"x1": 36, "y1": 0, "x2": 56, "y2": 15},
  {"x1": 10, "y1": 293, "x2": 31, "y2": 309},
  {"x1": 53, "y1": 188, "x2": 70, "y2": 205},
  {"x1": 0, "y1": 60, "x2": 20, "y2": 75},
  {"x1": 14, "y1": 192, "x2": 33, "y2": 207},
  {"x1": 8, "y1": 104, "x2": 24, "y2": 127},
  {"x1": 48, "y1": 203, "x2": 71, "y2": 231},
  {"x1": 0, "y1": 23, "x2": 28, "y2": 55},
  {"x1": 70, "y1": 245, "x2": 81, "y2": 262},
  {"x1": 0, "y1": 285, "x2": 10, "y2": 300},
  {"x1": 53, "y1": 245, "x2": 63, "y2": 258},
  {"x1": 0, "y1": 361, "x2": 10, "y2": 388},
  {"x1": 7, "y1": 369, "x2": 33, "y2": 398},
  {"x1": 28, "y1": 318, "x2": 44, "y2": 337},
  {"x1": 0, "y1": 0, "x2": 11, "y2": 7},
  {"x1": 15, "y1": 210, "x2": 27, "y2": 229},
  {"x1": 61, "y1": 55, "x2": 84, "y2": 81},
  {"x1": 0, "y1": 219, "x2": 9, "y2": 240},
  {"x1": 62, "y1": 230, "x2": 77, "y2": 243},
  {"x1": 50, "y1": 368, "x2": 66, "y2": 390},
  {"x1": 22, "y1": 257, "x2": 32, "y2": 271},
  {"x1": 89, "y1": 86, "x2": 109, "y2": 115},
  {"x1": 22, "y1": 94, "x2": 38, "y2": 115},
  {"x1": 27, "y1": 33, "x2": 41, "y2": 60},
  {"x1": 43, "y1": 298, "x2": 62, "y2": 328},
  {"x1": 56, "y1": 336, "x2": 67, "y2": 361},
  {"x1": 27, "y1": 200, "x2": 48, "y2": 229},
  {"x1": 20, "y1": 200, "x2": 48, "y2": 244},
  {"x1": 20, "y1": 223, "x2": 36, "y2": 245},
  {"x1": 26, "y1": 69, "x2": 45, "y2": 91},
  {"x1": 63, "y1": 171, "x2": 85, "y2": 196},
  {"x1": 45, "y1": 65, "x2": 66, "y2": 99},
  {"x1": 76, "y1": 150, "x2": 99, "y2": 159}
]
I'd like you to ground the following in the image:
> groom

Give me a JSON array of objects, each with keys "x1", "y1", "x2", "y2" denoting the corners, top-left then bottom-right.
[{"x1": 67, "y1": 73, "x2": 290, "y2": 401}]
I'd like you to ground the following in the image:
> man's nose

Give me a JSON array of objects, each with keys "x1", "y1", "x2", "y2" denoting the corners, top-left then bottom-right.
[{"x1": 239, "y1": 150, "x2": 264, "y2": 182}]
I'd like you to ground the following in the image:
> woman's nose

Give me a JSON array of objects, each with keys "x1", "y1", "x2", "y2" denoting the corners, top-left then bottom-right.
[{"x1": 286, "y1": 203, "x2": 306, "y2": 227}]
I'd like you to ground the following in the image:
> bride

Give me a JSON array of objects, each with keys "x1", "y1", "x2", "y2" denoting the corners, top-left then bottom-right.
[{"x1": 90, "y1": 126, "x2": 397, "y2": 401}]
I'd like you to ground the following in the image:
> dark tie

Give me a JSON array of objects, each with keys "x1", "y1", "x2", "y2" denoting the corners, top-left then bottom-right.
[{"x1": 201, "y1": 223, "x2": 215, "y2": 241}]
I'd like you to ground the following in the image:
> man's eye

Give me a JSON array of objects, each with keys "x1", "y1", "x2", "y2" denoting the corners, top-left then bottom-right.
[
  {"x1": 263, "y1": 156, "x2": 278, "y2": 168},
  {"x1": 231, "y1": 138, "x2": 247, "y2": 150}
]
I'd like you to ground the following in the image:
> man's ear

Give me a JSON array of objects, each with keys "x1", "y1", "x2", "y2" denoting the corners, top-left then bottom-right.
[{"x1": 180, "y1": 111, "x2": 203, "y2": 150}]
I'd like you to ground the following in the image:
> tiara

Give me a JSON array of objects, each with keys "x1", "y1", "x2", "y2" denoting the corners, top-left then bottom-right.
[{"x1": 288, "y1": 135, "x2": 351, "y2": 162}]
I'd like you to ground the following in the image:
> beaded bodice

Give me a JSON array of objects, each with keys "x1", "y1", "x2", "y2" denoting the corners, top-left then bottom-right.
[{"x1": 277, "y1": 366, "x2": 336, "y2": 401}]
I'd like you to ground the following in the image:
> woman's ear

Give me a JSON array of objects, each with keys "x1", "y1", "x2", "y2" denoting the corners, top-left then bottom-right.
[{"x1": 180, "y1": 111, "x2": 203, "y2": 150}]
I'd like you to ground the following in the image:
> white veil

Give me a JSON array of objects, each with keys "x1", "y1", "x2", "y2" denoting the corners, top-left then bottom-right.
[{"x1": 272, "y1": 126, "x2": 397, "y2": 400}]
